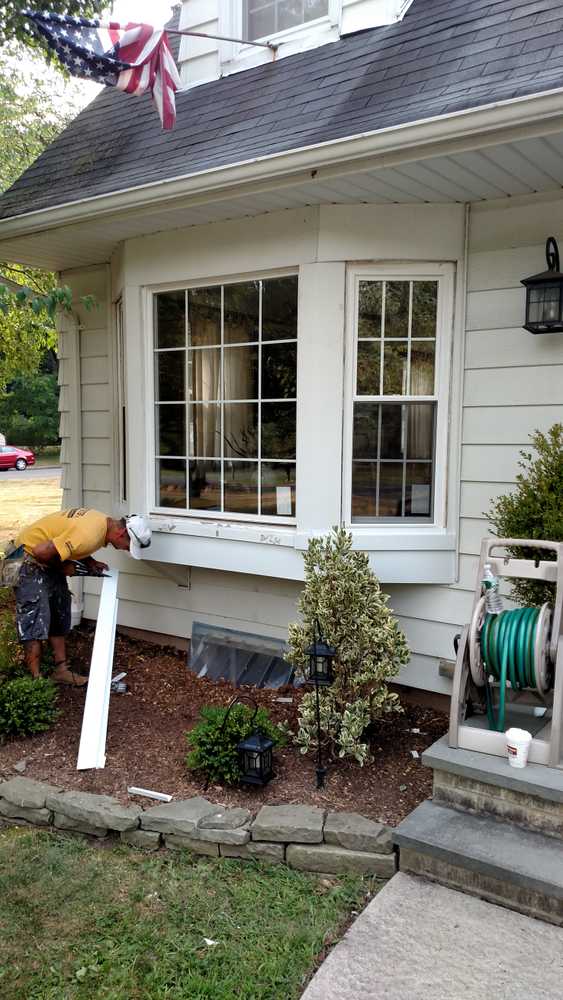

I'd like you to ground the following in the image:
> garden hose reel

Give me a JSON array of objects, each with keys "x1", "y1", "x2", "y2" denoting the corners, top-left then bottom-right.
[{"x1": 449, "y1": 538, "x2": 563, "y2": 768}]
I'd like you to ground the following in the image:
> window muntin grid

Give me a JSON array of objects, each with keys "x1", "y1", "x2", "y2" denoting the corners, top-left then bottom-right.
[
  {"x1": 154, "y1": 276, "x2": 297, "y2": 519},
  {"x1": 244, "y1": 0, "x2": 329, "y2": 40},
  {"x1": 352, "y1": 279, "x2": 438, "y2": 522}
]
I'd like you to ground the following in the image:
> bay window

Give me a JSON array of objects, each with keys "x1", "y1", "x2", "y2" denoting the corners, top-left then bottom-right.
[{"x1": 153, "y1": 275, "x2": 298, "y2": 520}]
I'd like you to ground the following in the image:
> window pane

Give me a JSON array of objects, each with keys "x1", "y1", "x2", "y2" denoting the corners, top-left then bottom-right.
[
  {"x1": 247, "y1": 2, "x2": 275, "y2": 38},
  {"x1": 351, "y1": 462, "x2": 377, "y2": 519},
  {"x1": 407, "y1": 403, "x2": 435, "y2": 460},
  {"x1": 262, "y1": 276, "x2": 298, "y2": 341},
  {"x1": 189, "y1": 460, "x2": 221, "y2": 511},
  {"x1": 378, "y1": 463, "x2": 404, "y2": 517},
  {"x1": 410, "y1": 340, "x2": 435, "y2": 395},
  {"x1": 156, "y1": 405, "x2": 185, "y2": 457},
  {"x1": 158, "y1": 459, "x2": 186, "y2": 507},
  {"x1": 279, "y1": 0, "x2": 303, "y2": 30},
  {"x1": 384, "y1": 281, "x2": 409, "y2": 338},
  {"x1": 262, "y1": 342, "x2": 297, "y2": 398},
  {"x1": 224, "y1": 346, "x2": 259, "y2": 400},
  {"x1": 412, "y1": 281, "x2": 438, "y2": 338},
  {"x1": 224, "y1": 281, "x2": 259, "y2": 344},
  {"x1": 190, "y1": 347, "x2": 220, "y2": 401},
  {"x1": 261, "y1": 402, "x2": 296, "y2": 459},
  {"x1": 383, "y1": 341, "x2": 408, "y2": 395},
  {"x1": 356, "y1": 341, "x2": 380, "y2": 395},
  {"x1": 156, "y1": 350, "x2": 184, "y2": 401},
  {"x1": 305, "y1": 0, "x2": 328, "y2": 20},
  {"x1": 223, "y1": 402, "x2": 258, "y2": 458},
  {"x1": 261, "y1": 462, "x2": 296, "y2": 516},
  {"x1": 189, "y1": 403, "x2": 220, "y2": 458},
  {"x1": 188, "y1": 287, "x2": 221, "y2": 346},
  {"x1": 358, "y1": 281, "x2": 382, "y2": 338},
  {"x1": 156, "y1": 291, "x2": 185, "y2": 349},
  {"x1": 380, "y1": 404, "x2": 404, "y2": 459},
  {"x1": 224, "y1": 461, "x2": 258, "y2": 514},
  {"x1": 405, "y1": 463, "x2": 433, "y2": 517},
  {"x1": 352, "y1": 402, "x2": 378, "y2": 460}
]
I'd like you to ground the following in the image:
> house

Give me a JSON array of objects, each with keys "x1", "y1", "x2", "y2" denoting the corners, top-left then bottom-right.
[{"x1": 1, "y1": 0, "x2": 563, "y2": 699}]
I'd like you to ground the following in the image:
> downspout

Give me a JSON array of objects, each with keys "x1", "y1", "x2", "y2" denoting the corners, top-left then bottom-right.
[{"x1": 61, "y1": 300, "x2": 84, "y2": 626}]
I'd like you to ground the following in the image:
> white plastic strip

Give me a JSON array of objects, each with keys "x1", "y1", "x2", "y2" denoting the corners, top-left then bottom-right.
[
  {"x1": 127, "y1": 787, "x2": 173, "y2": 802},
  {"x1": 77, "y1": 569, "x2": 119, "y2": 770}
]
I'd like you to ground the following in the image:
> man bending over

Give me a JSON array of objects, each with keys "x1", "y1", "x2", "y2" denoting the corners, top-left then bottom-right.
[{"x1": 14, "y1": 509, "x2": 151, "y2": 685}]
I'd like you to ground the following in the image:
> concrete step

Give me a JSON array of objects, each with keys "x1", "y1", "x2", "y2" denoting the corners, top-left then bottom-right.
[
  {"x1": 423, "y1": 735, "x2": 563, "y2": 840},
  {"x1": 302, "y1": 872, "x2": 563, "y2": 1000},
  {"x1": 393, "y1": 799, "x2": 563, "y2": 925}
]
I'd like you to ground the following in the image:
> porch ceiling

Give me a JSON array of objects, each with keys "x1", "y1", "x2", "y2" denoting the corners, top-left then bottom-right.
[{"x1": 3, "y1": 132, "x2": 563, "y2": 271}]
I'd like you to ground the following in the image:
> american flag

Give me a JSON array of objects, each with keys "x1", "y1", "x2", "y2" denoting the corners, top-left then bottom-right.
[{"x1": 23, "y1": 10, "x2": 182, "y2": 130}]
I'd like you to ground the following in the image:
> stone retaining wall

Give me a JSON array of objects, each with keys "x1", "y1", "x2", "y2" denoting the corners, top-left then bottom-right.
[{"x1": 0, "y1": 778, "x2": 397, "y2": 876}]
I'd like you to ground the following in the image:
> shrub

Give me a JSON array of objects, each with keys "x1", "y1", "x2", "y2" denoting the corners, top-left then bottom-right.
[
  {"x1": 0, "y1": 676, "x2": 59, "y2": 737},
  {"x1": 288, "y1": 527, "x2": 409, "y2": 766},
  {"x1": 186, "y1": 703, "x2": 285, "y2": 786},
  {"x1": 0, "y1": 588, "x2": 26, "y2": 681},
  {"x1": 487, "y1": 424, "x2": 563, "y2": 606}
]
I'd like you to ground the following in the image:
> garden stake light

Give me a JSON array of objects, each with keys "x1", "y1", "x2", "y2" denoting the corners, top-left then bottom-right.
[{"x1": 305, "y1": 620, "x2": 336, "y2": 789}]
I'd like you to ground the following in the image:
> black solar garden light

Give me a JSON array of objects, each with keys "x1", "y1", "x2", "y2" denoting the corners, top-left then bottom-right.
[
  {"x1": 305, "y1": 620, "x2": 336, "y2": 789},
  {"x1": 522, "y1": 237, "x2": 563, "y2": 334}
]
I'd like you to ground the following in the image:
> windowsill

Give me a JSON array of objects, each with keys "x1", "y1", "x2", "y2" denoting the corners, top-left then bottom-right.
[
  {"x1": 220, "y1": 16, "x2": 339, "y2": 77},
  {"x1": 142, "y1": 515, "x2": 457, "y2": 584}
]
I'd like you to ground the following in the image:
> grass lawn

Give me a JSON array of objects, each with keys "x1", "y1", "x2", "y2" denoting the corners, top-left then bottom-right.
[
  {"x1": 0, "y1": 827, "x2": 373, "y2": 1000},
  {"x1": 0, "y1": 475, "x2": 62, "y2": 547}
]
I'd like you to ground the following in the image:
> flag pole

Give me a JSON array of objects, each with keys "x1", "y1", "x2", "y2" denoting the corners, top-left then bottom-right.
[{"x1": 95, "y1": 22, "x2": 277, "y2": 52}]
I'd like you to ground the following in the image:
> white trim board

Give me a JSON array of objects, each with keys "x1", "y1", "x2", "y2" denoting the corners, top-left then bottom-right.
[{"x1": 77, "y1": 568, "x2": 119, "y2": 770}]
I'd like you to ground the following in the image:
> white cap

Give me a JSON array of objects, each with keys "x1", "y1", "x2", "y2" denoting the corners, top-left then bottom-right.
[{"x1": 126, "y1": 514, "x2": 152, "y2": 559}]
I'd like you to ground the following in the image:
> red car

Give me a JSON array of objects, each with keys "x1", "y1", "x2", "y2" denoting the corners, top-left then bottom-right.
[{"x1": 0, "y1": 445, "x2": 36, "y2": 471}]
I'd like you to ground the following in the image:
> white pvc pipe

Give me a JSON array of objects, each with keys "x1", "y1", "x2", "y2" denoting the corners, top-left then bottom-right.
[{"x1": 76, "y1": 569, "x2": 119, "y2": 770}]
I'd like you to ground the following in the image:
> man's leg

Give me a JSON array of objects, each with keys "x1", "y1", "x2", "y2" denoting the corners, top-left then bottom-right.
[
  {"x1": 23, "y1": 640, "x2": 42, "y2": 679},
  {"x1": 49, "y1": 634, "x2": 66, "y2": 667},
  {"x1": 49, "y1": 578, "x2": 87, "y2": 686}
]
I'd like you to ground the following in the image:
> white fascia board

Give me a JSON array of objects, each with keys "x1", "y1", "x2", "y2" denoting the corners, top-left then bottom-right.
[
  {"x1": 3, "y1": 88, "x2": 563, "y2": 240},
  {"x1": 76, "y1": 568, "x2": 119, "y2": 771}
]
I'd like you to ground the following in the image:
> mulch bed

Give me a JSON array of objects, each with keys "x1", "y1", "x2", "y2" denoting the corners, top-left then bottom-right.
[{"x1": 0, "y1": 624, "x2": 448, "y2": 826}]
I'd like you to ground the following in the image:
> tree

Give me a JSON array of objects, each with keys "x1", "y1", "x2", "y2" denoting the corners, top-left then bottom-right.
[
  {"x1": 0, "y1": 373, "x2": 60, "y2": 451},
  {"x1": 0, "y1": 48, "x2": 93, "y2": 391},
  {"x1": 1, "y1": 3, "x2": 107, "y2": 54},
  {"x1": 288, "y1": 527, "x2": 409, "y2": 765}
]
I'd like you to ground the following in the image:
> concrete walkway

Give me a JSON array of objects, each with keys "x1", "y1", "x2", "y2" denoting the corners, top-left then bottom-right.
[{"x1": 302, "y1": 873, "x2": 563, "y2": 1000}]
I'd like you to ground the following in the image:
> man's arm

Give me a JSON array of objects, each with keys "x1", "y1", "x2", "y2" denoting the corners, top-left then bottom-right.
[{"x1": 31, "y1": 541, "x2": 75, "y2": 575}]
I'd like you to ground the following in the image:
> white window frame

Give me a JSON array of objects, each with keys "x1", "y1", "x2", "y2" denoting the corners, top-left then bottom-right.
[
  {"x1": 342, "y1": 262, "x2": 455, "y2": 532},
  {"x1": 147, "y1": 269, "x2": 299, "y2": 526},
  {"x1": 219, "y1": 0, "x2": 341, "y2": 72},
  {"x1": 115, "y1": 297, "x2": 127, "y2": 506}
]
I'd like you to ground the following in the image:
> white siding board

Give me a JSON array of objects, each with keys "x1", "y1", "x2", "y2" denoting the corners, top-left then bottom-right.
[
  {"x1": 466, "y1": 288, "x2": 524, "y2": 331},
  {"x1": 80, "y1": 356, "x2": 108, "y2": 385},
  {"x1": 465, "y1": 328, "x2": 563, "y2": 369},
  {"x1": 464, "y1": 366, "x2": 563, "y2": 407},
  {"x1": 463, "y1": 406, "x2": 562, "y2": 444},
  {"x1": 386, "y1": 585, "x2": 472, "y2": 626},
  {"x1": 460, "y1": 481, "x2": 514, "y2": 519},
  {"x1": 81, "y1": 384, "x2": 110, "y2": 411},
  {"x1": 82, "y1": 490, "x2": 112, "y2": 512},
  {"x1": 83, "y1": 465, "x2": 112, "y2": 492},
  {"x1": 80, "y1": 330, "x2": 109, "y2": 358},
  {"x1": 82, "y1": 411, "x2": 111, "y2": 438},
  {"x1": 82, "y1": 438, "x2": 112, "y2": 465},
  {"x1": 459, "y1": 518, "x2": 494, "y2": 557},
  {"x1": 461, "y1": 444, "x2": 521, "y2": 483}
]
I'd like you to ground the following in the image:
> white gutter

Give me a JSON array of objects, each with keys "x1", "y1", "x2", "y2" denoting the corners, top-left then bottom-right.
[{"x1": 3, "y1": 87, "x2": 563, "y2": 239}]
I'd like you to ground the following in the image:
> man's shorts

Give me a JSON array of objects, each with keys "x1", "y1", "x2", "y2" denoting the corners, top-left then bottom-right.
[{"x1": 14, "y1": 559, "x2": 71, "y2": 641}]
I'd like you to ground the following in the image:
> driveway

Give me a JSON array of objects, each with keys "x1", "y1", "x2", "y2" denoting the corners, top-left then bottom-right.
[{"x1": 0, "y1": 466, "x2": 61, "y2": 481}]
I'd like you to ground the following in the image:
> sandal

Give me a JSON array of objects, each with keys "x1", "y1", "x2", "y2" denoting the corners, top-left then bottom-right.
[{"x1": 53, "y1": 660, "x2": 88, "y2": 687}]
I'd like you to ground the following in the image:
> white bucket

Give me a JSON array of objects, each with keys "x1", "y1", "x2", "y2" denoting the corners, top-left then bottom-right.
[{"x1": 505, "y1": 728, "x2": 532, "y2": 768}]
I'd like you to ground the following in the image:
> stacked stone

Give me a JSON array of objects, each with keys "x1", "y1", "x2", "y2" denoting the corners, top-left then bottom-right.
[{"x1": 0, "y1": 779, "x2": 397, "y2": 876}]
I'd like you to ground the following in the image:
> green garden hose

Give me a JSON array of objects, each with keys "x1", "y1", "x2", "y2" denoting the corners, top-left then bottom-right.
[{"x1": 480, "y1": 607, "x2": 541, "y2": 732}]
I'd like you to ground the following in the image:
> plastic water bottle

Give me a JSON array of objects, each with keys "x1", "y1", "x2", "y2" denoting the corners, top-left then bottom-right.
[{"x1": 482, "y1": 563, "x2": 503, "y2": 615}]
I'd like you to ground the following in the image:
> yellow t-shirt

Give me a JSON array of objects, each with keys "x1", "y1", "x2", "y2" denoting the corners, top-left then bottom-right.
[{"x1": 17, "y1": 508, "x2": 108, "y2": 562}]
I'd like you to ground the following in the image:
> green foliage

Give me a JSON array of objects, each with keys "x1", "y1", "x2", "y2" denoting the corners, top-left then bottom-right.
[
  {"x1": 1, "y1": 3, "x2": 108, "y2": 53},
  {"x1": 0, "y1": 589, "x2": 26, "y2": 680},
  {"x1": 0, "y1": 676, "x2": 59, "y2": 737},
  {"x1": 487, "y1": 424, "x2": 563, "y2": 606},
  {"x1": 288, "y1": 527, "x2": 409, "y2": 765},
  {"x1": 186, "y1": 703, "x2": 285, "y2": 786},
  {"x1": 0, "y1": 373, "x2": 60, "y2": 450}
]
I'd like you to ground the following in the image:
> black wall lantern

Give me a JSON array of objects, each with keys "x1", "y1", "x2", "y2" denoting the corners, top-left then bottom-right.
[
  {"x1": 305, "y1": 620, "x2": 336, "y2": 789},
  {"x1": 203, "y1": 695, "x2": 274, "y2": 790},
  {"x1": 522, "y1": 237, "x2": 563, "y2": 334}
]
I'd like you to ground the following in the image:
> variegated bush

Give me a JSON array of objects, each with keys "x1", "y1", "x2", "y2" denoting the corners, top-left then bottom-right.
[{"x1": 288, "y1": 527, "x2": 409, "y2": 765}]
